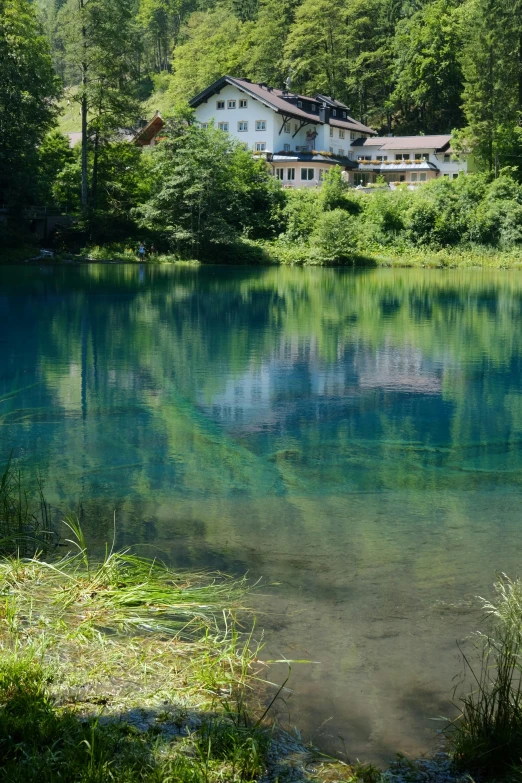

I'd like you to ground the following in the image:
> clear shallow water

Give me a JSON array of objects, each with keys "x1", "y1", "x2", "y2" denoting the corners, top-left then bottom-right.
[{"x1": 2, "y1": 264, "x2": 522, "y2": 763}]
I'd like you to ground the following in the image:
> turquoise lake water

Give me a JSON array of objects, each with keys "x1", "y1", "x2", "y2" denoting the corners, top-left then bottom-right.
[{"x1": 2, "y1": 263, "x2": 522, "y2": 763}]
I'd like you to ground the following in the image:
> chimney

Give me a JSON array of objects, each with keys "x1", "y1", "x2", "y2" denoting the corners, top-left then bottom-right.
[{"x1": 319, "y1": 103, "x2": 330, "y2": 124}]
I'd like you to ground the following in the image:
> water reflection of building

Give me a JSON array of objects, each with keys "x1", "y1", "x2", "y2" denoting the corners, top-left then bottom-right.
[
  {"x1": 200, "y1": 339, "x2": 442, "y2": 429},
  {"x1": 356, "y1": 345, "x2": 441, "y2": 394}
]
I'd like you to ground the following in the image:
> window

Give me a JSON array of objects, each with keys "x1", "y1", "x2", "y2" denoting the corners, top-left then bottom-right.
[
  {"x1": 239, "y1": 99, "x2": 248, "y2": 108},
  {"x1": 238, "y1": 121, "x2": 248, "y2": 131},
  {"x1": 255, "y1": 120, "x2": 266, "y2": 131},
  {"x1": 284, "y1": 122, "x2": 291, "y2": 133},
  {"x1": 376, "y1": 155, "x2": 388, "y2": 161},
  {"x1": 330, "y1": 127, "x2": 334, "y2": 137},
  {"x1": 228, "y1": 100, "x2": 236, "y2": 109},
  {"x1": 343, "y1": 112, "x2": 346, "y2": 118},
  {"x1": 350, "y1": 132, "x2": 357, "y2": 140},
  {"x1": 395, "y1": 153, "x2": 404, "y2": 160},
  {"x1": 275, "y1": 168, "x2": 284, "y2": 180},
  {"x1": 294, "y1": 123, "x2": 298, "y2": 133},
  {"x1": 444, "y1": 154, "x2": 451, "y2": 162},
  {"x1": 415, "y1": 153, "x2": 429, "y2": 161},
  {"x1": 216, "y1": 100, "x2": 225, "y2": 110},
  {"x1": 332, "y1": 109, "x2": 337, "y2": 116},
  {"x1": 410, "y1": 172, "x2": 418, "y2": 182},
  {"x1": 399, "y1": 175, "x2": 405, "y2": 182},
  {"x1": 201, "y1": 123, "x2": 208, "y2": 130},
  {"x1": 287, "y1": 168, "x2": 295, "y2": 181},
  {"x1": 319, "y1": 169, "x2": 324, "y2": 181},
  {"x1": 311, "y1": 104, "x2": 317, "y2": 112},
  {"x1": 218, "y1": 122, "x2": 229, "y2": 131},
  {"x1": 329, "y1": 146, "x2": 334, "y2": 153},
  {"x1": 338, "y1": 148, "x2": 344, "y2": 156},
  {"x1": 339, "y1": 129, "x2": 345, "y2": 139},
  {"x1": 443, "y1": 173, "x2": 449, "y2": 177},
  {"x1": 452, "y1": 172, "x2": 459, "y2": 179},
  {"x1": 283, "y1": 143, "x2": 290, "y2": 152},
  {"x1": 255, "y1": 141, "x2": 266, "y2": 151},
  {"x1": 297, "y1": 100, "x2": 302, "y2": 107},
  {"x1": 365, "y1": 156, "x2": 371, "y2": 161},
  {"x1": 300, "y1": 168, "x2": 314, "y2": 180},
  {"x1": 419, "y1": 173, "x2": 427, "y2": 182}
]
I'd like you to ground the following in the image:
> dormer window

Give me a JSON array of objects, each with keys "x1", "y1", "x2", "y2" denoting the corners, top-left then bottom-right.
[{"x1": 332, "y1": 109, "x2": 337, "y2": 116}]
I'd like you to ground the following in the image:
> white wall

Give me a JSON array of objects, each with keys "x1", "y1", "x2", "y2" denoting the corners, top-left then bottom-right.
[
  {"x1": 195, "y1": 84, "x2": 276, "y2": 152},
  {"x1": 194, "y1": 86, "x2": 467, "y2": 179},
  {"x1": 194, "y1": 84, "x2": 324, "y2": 153}
]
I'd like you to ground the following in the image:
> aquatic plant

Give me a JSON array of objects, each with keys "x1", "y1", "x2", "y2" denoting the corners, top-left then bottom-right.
[
  {"x1": 449, "y1": 575, "x2": 522, "y2": 779},
  {"x1": 0, "y1": 456, "x2": 54, "y2": 557}
]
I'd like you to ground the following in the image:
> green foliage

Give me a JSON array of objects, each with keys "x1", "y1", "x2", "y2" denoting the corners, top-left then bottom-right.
[
  {"x1": 281, "y1": 188, "x2": 322, "y2": 242},
  {"x1": 311, "y1": 208, "x2": 356, "y2": 264},
  {"x1": 449, "y1": 576, "x2": 522, "y2": 779},
  {"x1": 168, "y1": 8, "x2": 245, "y2": 102},
  {"x1": 0, "y1": 0, "x2": 60, "y2": 208},
  {"x1": 319, "y1": 166, "x2": 354, "y2": 212},
  {"x1": 459, "y1": 0, "x2": 522, "y2": 173},
  {"x1": 391, "y1": 0, "x2": 463, "y2": 134},
  {"x1": 137, "y1": 122, "x2": 281, "y2": 258},
  {"x1": 36, "y1": 131, "x2": 74, "y2": 208}
]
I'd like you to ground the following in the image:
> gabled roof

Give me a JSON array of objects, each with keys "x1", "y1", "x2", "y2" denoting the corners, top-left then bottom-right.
[
  {"x1": 190, "y1": 76, "x2": 319, "y2": 122},
  {"x1": 352, "y1": 135, "x2": 452, "y2": 151},
  {"x1": 132, "y1": 111, "x2": 164, "y2": 145},
  {"x1": 330, "y1": 118, "x2": 376, "y2": 134},
  {"x1": 189, "y1": 76, "x2": 376, "y2": 134}
]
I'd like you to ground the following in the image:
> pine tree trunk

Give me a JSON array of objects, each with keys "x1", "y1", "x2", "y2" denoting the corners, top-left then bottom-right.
[{"x1": 80, "y1": 0, "x2": 88, "y2": 214}]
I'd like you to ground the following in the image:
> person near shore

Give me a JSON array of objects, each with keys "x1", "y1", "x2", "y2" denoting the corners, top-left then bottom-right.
[{"x1": 138, "y1": 242, "x2": 146, "y2": 260}]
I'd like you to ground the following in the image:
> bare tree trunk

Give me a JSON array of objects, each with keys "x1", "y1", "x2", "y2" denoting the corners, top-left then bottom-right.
[
  {"x1": 91, "y1": 126, "x2": 100, "y2": 211},
  {"x1": 80, "y1": 0, "x2": 89, "y2": 214}
]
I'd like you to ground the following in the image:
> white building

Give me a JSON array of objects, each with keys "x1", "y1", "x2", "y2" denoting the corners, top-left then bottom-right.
[{"x1": 189, "y1": 76, "x2": 468, "y2": 187}]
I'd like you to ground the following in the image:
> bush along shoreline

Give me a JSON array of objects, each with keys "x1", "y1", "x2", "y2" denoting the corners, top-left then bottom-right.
[
  {"x1": 0, "y1": 458, "x2": 520, "y2": 781},
  {"x1": 7, "y1": 118, "x2": 522, "y2": 270}
]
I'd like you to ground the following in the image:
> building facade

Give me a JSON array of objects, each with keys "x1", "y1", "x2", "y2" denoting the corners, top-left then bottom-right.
[{"x1": 189, "y1": 76, "x2": 468, "y2": 187}]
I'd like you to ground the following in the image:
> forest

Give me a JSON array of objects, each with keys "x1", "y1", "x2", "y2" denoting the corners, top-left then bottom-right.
[{"x1": 2, "y1": 0, "x2": 522, "y2": 261}]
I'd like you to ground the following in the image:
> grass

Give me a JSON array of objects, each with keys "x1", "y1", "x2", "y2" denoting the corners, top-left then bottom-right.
[
  {"x1": 0, "y1": 458, "x2": 385, "y2": 782},
  {"x1": 448, "y1": 575, "x2": 522, "y2": 780},
  {"x1": 256, "y1": 239, "x2": 522, "y2": 269}
]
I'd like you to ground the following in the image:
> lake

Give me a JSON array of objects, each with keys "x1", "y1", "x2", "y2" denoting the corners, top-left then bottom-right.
[{"x1": 1, "y1": 263, "x2": 522, "y2": 764}]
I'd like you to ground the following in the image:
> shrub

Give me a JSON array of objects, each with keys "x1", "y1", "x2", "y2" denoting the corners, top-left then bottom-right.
[
  {"x1": 311, "y1": 208, "x2": 355, "y2": 264},
  {"x1": 281, "y1": 188, "x2": 322, "y2": 242}
]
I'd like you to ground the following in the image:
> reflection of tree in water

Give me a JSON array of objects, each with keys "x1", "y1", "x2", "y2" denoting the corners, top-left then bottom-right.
[
  {"x1": 2, "y1": 264, "x2": 522, "y2": 517},
  {"x1": 5, "y1": 265, "x2": 522, "y2": 765}
]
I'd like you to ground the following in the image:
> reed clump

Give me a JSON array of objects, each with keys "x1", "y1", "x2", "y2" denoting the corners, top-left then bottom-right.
[{"x1": 449, "y1": 575, "x2": 522, "y2": 780}]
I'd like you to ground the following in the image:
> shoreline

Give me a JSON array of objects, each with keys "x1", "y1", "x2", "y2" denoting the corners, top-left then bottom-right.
[
  {"x1": 3, "y1": 243, "x2": 522, "y2": 269},
  {"x1": 0, "y1": 544, "x2": 465, "y2": 783}
]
